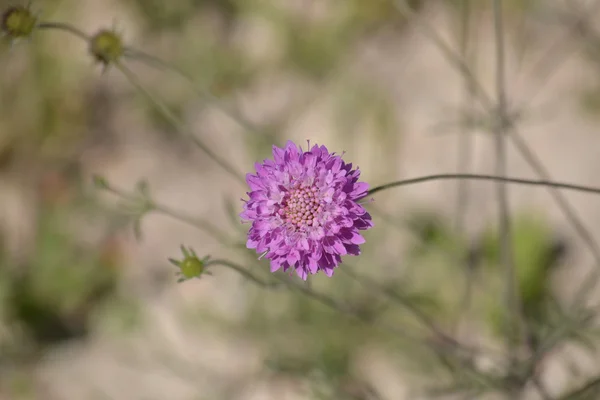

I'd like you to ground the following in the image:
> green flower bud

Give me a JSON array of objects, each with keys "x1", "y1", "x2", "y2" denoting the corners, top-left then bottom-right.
[
  {"x1": 169, "y1": 246, "x2": 210, "y2": 282},
  {"x1": 179, "y1": 256, "x2": 204, "y2": 279},
  {"x1": 1, "y1": 5, "x2": 37, "y2": 39},
  {"x1": 89, "y1": 29, "x2": 124, "y2": 66}
]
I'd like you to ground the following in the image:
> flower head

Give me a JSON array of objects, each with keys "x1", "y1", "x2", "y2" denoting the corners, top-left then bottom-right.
[
  {"x1": 89, "y1": 28, "x2": 124, "y2": 67},
  {"x1": 241, "y1": 140, "x2": 373, "y2": 280},
  {"x1": 1, "y1": 5, "x2": 37, "y2": 39}
]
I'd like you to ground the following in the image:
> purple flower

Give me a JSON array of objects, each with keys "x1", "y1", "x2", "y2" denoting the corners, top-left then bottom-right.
[{"x1": 241, "y1": 140, "x2": 373, "y2": 280}]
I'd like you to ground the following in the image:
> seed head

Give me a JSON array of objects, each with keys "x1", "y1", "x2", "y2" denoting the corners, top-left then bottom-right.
[
  {"x1": 169, "y1": 246, "x2": 210, "y2": 282},
  {"x1": 1, "y1": 5, "x2": 37, "y2": 39},
  {"x1": 89, "y1": 29, "x2": 124, "y2": 66},
  {"x1": 179, "y1": 257, "x2": 204, "y2": 279}
]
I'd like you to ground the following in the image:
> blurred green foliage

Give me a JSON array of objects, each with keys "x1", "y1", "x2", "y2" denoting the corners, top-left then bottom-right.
[
  {"x1": 475, "y1": 214, "x2": 565, "y2": 344},
  {"x1": 130, "y1": 0, "x2": 240, "y2": 33},
  {"x1": 0, "y1": 180, "x2": 124, "y2": 351}
]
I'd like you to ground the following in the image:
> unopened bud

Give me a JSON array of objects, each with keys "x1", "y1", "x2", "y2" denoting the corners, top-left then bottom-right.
[
  {"x1": 169, "y1": 246, "x2": 209, "y2": 282},
  {"x1": 1, "y1": 5, "x2": 37, "y2": 39},
  {"x1": 89, "y1": 29, "x2": 124, "y2": 66}
]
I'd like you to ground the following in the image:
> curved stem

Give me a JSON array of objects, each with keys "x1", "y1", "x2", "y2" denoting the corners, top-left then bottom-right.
[
  {"x1": 340, "y1": 266, "x2": 485, "y2": 356},
  {"x1": 114, "y1": 60, "x2": 246, "y2": 186},
  {"x1": 395, "y1": 0, "x2": 600, "y2": 307},
  {"x1": 367, "y1": 173, "x2": 600, "y2": 197},
  {"x1": 204, "y1": 259, "x2": 281, "y2": 288},
  {"x1": 99, "y1": 180, "x2": 232, "y2": 245},
  {"x1": 122, "y1": 47, "x2": 259, "y2": 135},
  {"x1": 36, "y1": 21, "x2": 90, "y2": 41}
]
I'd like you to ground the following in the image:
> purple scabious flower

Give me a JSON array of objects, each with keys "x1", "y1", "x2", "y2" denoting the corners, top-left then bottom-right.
[{"x1": 241, "y1": 140, "x2": 373, "y2": 280}]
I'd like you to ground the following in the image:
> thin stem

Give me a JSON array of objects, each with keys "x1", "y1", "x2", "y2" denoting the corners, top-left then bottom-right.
[
  {"x1": 392, "y1": 0, "x2": 495, "y2": 110},
  {"x1": 36, "y1": 21, "x2": 90, "y2": 41},
  {"x1": 366, "y1": 173, "x2": 600, "y2": 197},
  {"x1": 37, "y1": 22, "x2": 262, "y2": 139},
  {"x1": 100, "y1": 180, "x2": 232, "y2": 245},
  {"x1": 492, "y1": 0, "x2": 523, "y2": 366},
  {"x1": 509, "y1": 132, "x2": 600, "y2": 264},
  {"x1": 509, "y1": 129, "x2": 600, "y2": 307},
  {"x1": 122, "y1": 48, "x2": 260, "y2": 135},
  {"x1": 152, "y1": 202, "x2": 231, "y2": 245},
  {"x1": 114, "y1": 60, "x2": 246, "y2": 186},
  {"x1": 392, "y1": 0, "x2": 600, "y2": 286},
  {"x1": 271, "y1": 270, "x2": 463, "y2": 351},
  {"x1": 340, "y1": 266, "x2": 498, "y2": 358},
  {"x1": 204, "y1": 259, "x2": 281, "y2": 288},
  {"x1": 515, "y1": 0, "x2": 600, "y2": 111},
  {"x1": 454, "y1": 0, "x2": 475, "y2": 234},
  {"x1": 222, "y1": 254, "x2": 437, "y2": 348},
  {"x1": 266, "y1": 268, "x2": 504, "y2": 391},
  {"x1": 509, "y1": 4, "x2": 600, "y2": 281},
  {"x1": 454, "y1": 0, "x2": 477, "y2": 338}
]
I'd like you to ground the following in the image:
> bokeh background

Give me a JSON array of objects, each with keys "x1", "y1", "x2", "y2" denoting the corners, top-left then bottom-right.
[{"x1": 3, "y1": 0, "x2": 600, "y2": 399}]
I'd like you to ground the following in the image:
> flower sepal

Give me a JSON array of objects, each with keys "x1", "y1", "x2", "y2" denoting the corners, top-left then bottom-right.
[{"x1": 169, "y1": 245, "x2": 212, "y2": 283}]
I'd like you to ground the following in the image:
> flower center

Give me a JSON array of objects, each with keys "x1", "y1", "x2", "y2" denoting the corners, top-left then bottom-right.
[{"x1": 278, "y1": 185, "x2": 323, "y2": 230}]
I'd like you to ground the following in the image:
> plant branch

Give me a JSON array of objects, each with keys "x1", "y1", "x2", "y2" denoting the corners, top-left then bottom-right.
[
  {"x1": 36, "y1": 21, "x2": 90, "y2": 41},
  {"x1": 122, "y1": 48, "x2": 260, "y2": 135},
  {"x1": 114, "y1": 60, "x2": 246, "y2": 186},
  {"x1": 204, "y1": 259, "x2": 281, "y2": 288},
  {"x1": 99, "y1": 179, "x2": 232, "y2": 245},
  {"x1": 367, "y1": 174, "x2": 600, "y2": 197},
  {"x1": 391, "y1": 0, "x2": 600, "y2": 291},
  {"x1": 492, "y1": 0, "x2": 524, "y2": 367}
]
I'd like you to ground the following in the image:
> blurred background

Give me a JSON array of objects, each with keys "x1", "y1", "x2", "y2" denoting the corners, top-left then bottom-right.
[{"x1": 2, "y1": 0, "x2": 600, "y2": 399}]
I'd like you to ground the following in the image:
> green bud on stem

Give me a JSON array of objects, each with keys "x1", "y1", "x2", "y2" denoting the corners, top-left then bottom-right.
[
  {"x1": 169, "y1": 246, "x2": 210, "y2": 282},
  {"x1": 1, "y1": 5, "x2": 37, "y2": 39},
  {"x1": 89, "y1": 29, "x2": 124, "y2": 66}
]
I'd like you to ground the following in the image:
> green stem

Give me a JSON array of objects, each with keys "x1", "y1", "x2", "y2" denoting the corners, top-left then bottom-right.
[
  {"x1": 100, "y1": 180, "x2": 231, "y2": 246},
  {"x1": 122, "y1": 48, "x2": 259, "y2": 135},
  {"x1": 367, "y1": 174, "x2": 600, "y2": 197},
  {"x1": 204, "y1": 259, "x2": 281, "y2": 288},
  {"x1": 36, "y1": 21, "x2": 90, "y2": 41},
  {"x1": 114, "y1": 60, "x2": 246, "y2": 186},
  {"x1": 492, "y1": 0, "x2": 524, "y2": 370}
]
